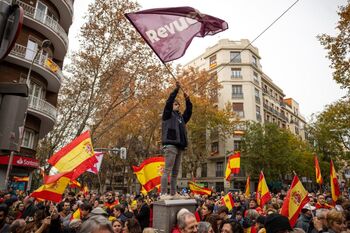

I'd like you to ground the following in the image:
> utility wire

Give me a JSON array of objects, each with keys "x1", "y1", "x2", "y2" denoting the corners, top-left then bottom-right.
[{"x1": 192, "y1": 0, "x2": 301, "y2": 93}]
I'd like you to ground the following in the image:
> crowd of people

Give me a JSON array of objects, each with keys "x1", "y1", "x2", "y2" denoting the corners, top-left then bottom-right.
[{"x1": 0, "y1": 188, "x2": 349, "y2": 233}]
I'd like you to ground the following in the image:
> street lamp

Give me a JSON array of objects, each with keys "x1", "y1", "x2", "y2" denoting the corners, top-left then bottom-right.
[
  {"x1": 26, "y1": 39, "x2": 51, "y2": 86},
  {"x1": 3, "y1": 39, "x2": 51, "y2": 189}
]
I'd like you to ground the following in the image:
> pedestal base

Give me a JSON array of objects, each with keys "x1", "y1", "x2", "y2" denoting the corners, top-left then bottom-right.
[{"x1": 153, "y1": 199, "x2": 197, "y2": 233}]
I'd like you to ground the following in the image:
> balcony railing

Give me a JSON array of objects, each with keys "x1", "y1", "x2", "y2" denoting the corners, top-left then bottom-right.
[
  {"x1": 15, "y1": 0, "x2": 68, "y2": 47},
  {"x1": 10, "y1": 43, "x2": 63, "y2": 81},
  {"x1": 28, "y1": 95, "x2": 57, "y2": 120},
  {"x1": 232, "y1": 93, "x2": 244, "y2": 99}
]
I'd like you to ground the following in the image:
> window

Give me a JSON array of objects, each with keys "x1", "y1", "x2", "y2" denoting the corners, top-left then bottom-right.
[
  {"x1": 22, "y1": 129, "x2": 37, "y2": 149},
  {"x1": 201, "y1": 163, "x2": 207, "y2": 178},
  {"x1": 253, "y1": 72, "x2": 259, "y2": 84},
  {"x1": 232, "y1": 85, "x2": 243, "y2": 99},
  {"x1": 256, "y1": 105, "x2": 261, "y2": 121},
  {"x1": 234, "y1": 141, "x2": 241, "y2": 151},
  {"x1": 231, "y1": 68, "x2": 242, "y2": 78},
  {"x1": 230, "y1": 52, "x2": 241, "y2": 63},
  {"x1": 211, "y1": 142, "x2": 219, "y2": 154},
  {"x1": 25, "y1": 39, "x2": 38, "y2": 61},
  {"x1": 209, "y1": 55, "x2": 217, "y2": 68},
  {"x1": 216, "y1": 162, "x2": 224, "y2": 177},
  {"x1": 255, "y1": 88, "x2": 260, "y2": 103},
  {"x1": 35, "y1": 1, "x2": 48, "y2": 22},
  {"x1": 252, "y1": 56, "x2": 258, "y2": 66},
  {"x1": 233, "y1": 103, "x2": 244, "y2": 118}
]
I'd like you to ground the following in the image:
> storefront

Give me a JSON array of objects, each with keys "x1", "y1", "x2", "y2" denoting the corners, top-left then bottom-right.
[{"x1": 0, "y1": 155, "x2": 39, "y2": 190}]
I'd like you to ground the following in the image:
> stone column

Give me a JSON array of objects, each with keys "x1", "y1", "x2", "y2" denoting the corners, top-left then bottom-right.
[{"x1": 152, "y1": 199, "x2": 197, "y2": 232}]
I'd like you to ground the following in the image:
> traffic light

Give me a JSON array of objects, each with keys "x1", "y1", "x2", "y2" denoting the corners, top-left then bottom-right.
[
  {"x1": 0, "y1": 2, "x2": 23, "y2": 60},
  {"x1": 120, "y1": 147, "x2": 127, "y2": 159}
]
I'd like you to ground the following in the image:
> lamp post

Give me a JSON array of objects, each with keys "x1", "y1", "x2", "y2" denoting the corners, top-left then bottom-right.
[{"x1": 3, "y1": 39, "x2": 51, "y2": 190}]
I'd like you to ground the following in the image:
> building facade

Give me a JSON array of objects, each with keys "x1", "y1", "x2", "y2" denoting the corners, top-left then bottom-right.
[
  {"x1": 179, "y1": 39, "x2": 306, "y2": 192},
  {"x1": 0, "y1": 0, "x2": 73, "y2": 190}
]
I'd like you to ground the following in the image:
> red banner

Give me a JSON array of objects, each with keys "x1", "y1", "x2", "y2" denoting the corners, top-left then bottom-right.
[{"x1": 0, "y1": 155, "x2": 39, "y2": 168}]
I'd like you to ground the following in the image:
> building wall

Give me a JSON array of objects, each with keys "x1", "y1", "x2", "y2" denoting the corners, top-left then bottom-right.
[
  {"x1": 0, "y1": 0, "x2": 73, "y2": 189},
  {"x1": 180, "y1": 39, "x2": 307, "y2": 191}
]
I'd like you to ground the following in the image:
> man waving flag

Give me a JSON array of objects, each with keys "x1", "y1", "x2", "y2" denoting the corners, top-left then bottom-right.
[{"x1": 125, "y1": 7, "x2": 228, "y2": 62}]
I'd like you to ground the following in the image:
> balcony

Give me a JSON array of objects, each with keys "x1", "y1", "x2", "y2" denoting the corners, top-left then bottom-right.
[
  {"x1": 51, "y1": 0, "x2": 74, "y2": 30},
  {"x1": 16, "y1": 0, "x2": 69, "y2": 60},
  {"x1": 28, "y1": 95, "x2": 57, "y2": 138},
  {"x1": 6, "y1": 43, "x2": 63, "y2": 92},
  {"x1": 232, "y1": 93, "x2": 244, "y2": 99}
]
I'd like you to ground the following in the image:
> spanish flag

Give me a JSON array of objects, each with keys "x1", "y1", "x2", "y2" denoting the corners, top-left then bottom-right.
[
  {"x1": 47, "y1": 131, "x2": 97, "y2": 181},
  {"x1": 315, "y1": 155, "x2": 323, "y2": 185},
  {"x1": 30, "y1": 174, "x2": 72, "y2": 203},
  {"x1": 280, "y1": 175, "x2": 309, "y2": 227},
  {"x1": 225, "y1": 152, "x2": 240, "y2": 181},
  {"x1": 133, "y1": 156, "x2": 165, "y2": 193},
  {"x1": 69, "y1": 180, "x2": 82, "y2": 189},
  {"x1": 330, "y1": 160, "x2": 340, "y2": 202},
  {"x1": 13, "y1": 176, "x2": 29, "y2": 182},
  {"x1": 82, "y1": 185, "x2": 89, "y2": 195},
  {"x1": 45, "y1": 58, "x2": 59, "y2": 73},
  {"x1": 221, "y1": 192, "x2": 234, "y2": 211},
  {"x1": 244, "y1": 176, "x2": 250, "y2": 198},
  {"x1": 70, "y1": 208, "x2": 82, "y2": 221},
  {"x1": 256, "y1": 171, "x2": 271, "y2": 207},
  {"x1": 188, "y1": 181, "x2": 212, "y2": 196}
]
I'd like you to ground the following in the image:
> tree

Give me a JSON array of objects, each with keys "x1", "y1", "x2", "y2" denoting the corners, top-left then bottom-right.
[
  {"x1": 318, "y1": 2, "x2": 350, "y2": 89},
  {"x1": 241, "y1": 122, "x2": 314, "y2": 188},
  {"x1": 36, "y1": 0, "x2": 168, "y2": 164},
  {"x1": 306, "y1": 97, "x2": 350, "y2": 162}
]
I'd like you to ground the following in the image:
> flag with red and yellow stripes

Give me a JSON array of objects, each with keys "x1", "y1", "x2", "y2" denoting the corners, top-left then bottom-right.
[
  {"x1": 133, "y1": 156, "x2": 165, "y2": 193},
  {"x1": 315, "y1": 155, "x2": 323, "y2": 184},
  {"x1": 70, "y1": 208, "x2": 82, "y2": 221},
  {"x1": 30, "y1": 173, "x2": 72, "y2": 203},
  {"x1": 188, "y1": 181, "x2": 212, "y2": 196},
  {"x1": 13, "y1": 176, "x2": 29, "y2": 182},
  {"x1": 256, "y1": 171, "x2": 271, "y2": 207},
  {"x1": 280, "y1": 175, "x2": 309, "y2": 227},
  {"x1": 221, "y1": 192, "x2": 234, "y2": 211},
  {"x1": 244, "y1": 176, "x2": 251, "y2": 198},
  {"x1": 330, "y1": 160, "x2": 340, "y2": 202},
  {"x1": 225, "y1": 152, "x2": 240, "y2": 181},
  {"x1": 48, "y1": 131, "x2": 96, "y2": 173}
]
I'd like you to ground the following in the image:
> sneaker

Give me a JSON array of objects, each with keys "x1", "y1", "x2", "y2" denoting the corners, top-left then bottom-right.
[{"x1": 159, "y1": 194, "x2": 173, "y2": 200}]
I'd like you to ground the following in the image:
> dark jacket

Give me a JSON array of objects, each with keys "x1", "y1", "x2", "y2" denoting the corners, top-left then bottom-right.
[
  {"x1": 162, "y1": 87, "x2": 192, "y2": 149},
  {"x1": 295, "y1": 214, "x2": 312, "y2": 233},
  {"x1": 134, "y1": 203, "x2": 150, "y2": 230}
]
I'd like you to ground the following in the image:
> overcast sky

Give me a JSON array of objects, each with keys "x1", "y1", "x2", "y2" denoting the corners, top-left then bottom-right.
[{"x1": 67, "y1": 0, "x2": 348, "y2": 120}]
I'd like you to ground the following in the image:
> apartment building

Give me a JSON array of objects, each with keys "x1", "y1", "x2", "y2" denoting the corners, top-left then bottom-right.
[
  {"x1": 178, "y1": 39, "x2": 306, "y2": 192},
  {"x1": 0, "y1": 0, "x2": 73, "y2": 190}
]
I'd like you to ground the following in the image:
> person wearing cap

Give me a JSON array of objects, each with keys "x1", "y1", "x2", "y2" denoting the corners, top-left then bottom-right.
[
  {"x1": 264, "y1": 213, "x2": 292, "y2": 233},
  {"x1": 295, "y1": 203, "x2": 316, "y2": 232},
  {"x1": 160, "y1": 81, "x2": 192, "y2": 200}
]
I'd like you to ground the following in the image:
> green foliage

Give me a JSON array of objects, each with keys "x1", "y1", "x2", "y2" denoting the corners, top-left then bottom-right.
[
  {"x1": 306, "y1": 97, "x2": 350, "y2": 163},
  {"x1": 318, "y1": 2, "x2": 350, "y2": 89},
  {"x1": 241, "y1": 122, "x2": 314, "y2": 183}
]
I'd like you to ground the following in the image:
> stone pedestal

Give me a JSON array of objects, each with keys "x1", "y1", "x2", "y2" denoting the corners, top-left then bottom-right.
[{"x1": 153, "y1": 199, "x2": 197, "y2": 233}]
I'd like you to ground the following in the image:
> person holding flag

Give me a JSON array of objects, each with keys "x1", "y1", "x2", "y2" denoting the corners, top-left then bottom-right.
[{"x1": 160, "y1": 81, "x2": 192, "y2": 199}]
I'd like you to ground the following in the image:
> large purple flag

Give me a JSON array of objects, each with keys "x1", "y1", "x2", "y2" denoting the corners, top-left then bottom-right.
[{"x1": 125, "y1": 7, "x2": 228, "y2": 62}]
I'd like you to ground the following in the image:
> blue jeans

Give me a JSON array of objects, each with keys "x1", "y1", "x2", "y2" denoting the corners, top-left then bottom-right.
[{"x1": 161, "y1": 145, "x2": 182, "y2": 195}]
